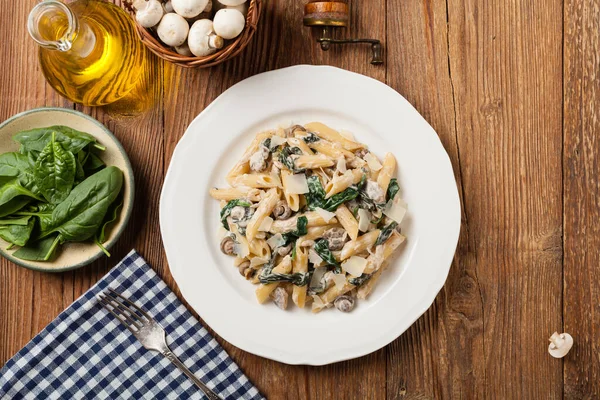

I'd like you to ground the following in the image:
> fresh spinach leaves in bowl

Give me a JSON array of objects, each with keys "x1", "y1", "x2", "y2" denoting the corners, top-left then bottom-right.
[{"x1": 0, "y1": 125, "x2": 124, "y2": 261}]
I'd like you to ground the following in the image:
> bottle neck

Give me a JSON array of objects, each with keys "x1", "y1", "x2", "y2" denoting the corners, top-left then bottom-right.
[{"x1": 28, "y1": 0, "x2": 96, "y2": 58}]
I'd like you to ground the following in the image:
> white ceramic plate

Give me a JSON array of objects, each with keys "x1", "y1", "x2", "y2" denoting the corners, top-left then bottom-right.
[{"x1": 160, "y1": 65, "x2": 460, "y2": 365}]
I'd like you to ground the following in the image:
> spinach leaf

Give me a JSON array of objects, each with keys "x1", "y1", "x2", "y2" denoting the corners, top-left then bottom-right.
[
  {"x1": 259, "y1": 272, "x2": 311, "y2": 286},
  {"x1": 314, "y1": 238, "x2": 342, "y2": 273},
  {"x1": 13, "y1": 126, "x2": 102, "y2": 154},
  {"x1": 0, "y1": 152, "x2": 30, "y2": 177},
  {"x1": 322, "y1": 186, "x2": 360, "y2": 211},
  {"x1": 220, "y1": 199, "x2": 252, "y2": 230},
  {"x1": 305, "y1": 176, "x2": 326, "y2": 210},
  {"x1": 74, "y1": 151, "x2": 87, "y2": 184},
  {"x1": 0, "y1": 197, "x2": 30, "y2": 218},
  {"x1": 0, "y1": 215, "x2": 32, "y2": 226},
  {"x1": 375, "y1": 221, "x2": 398, "y2": 246},
  {"x1": 12, "y1": 234, "x2": 61, "y2": 261},
  {"x1": 96, "y1": 191, "x2": 124, "y2": 244},
  {"x1": 83, "y1": 152, "x2": 105, "y2": 174},
  {"x1": 348, "y1": 273, "x2": 373, "y2": 287},
  {"x1": 33, "y1": 133, "x2": 76, "y2": 204},
  {"x1": 302, "y1": 132, "x2": 320, "y2": 143},
  {"x1": 39, "y1": 166, "x2": 123, "y2": 242},
  {"x1": 291, "y1": 244, "x2": 297, "y2": 260},
  {"x1": 0, "y1": 218, "x2": 34, "y2": 246},
  {"x1": 0, "y1": 176, "x2": 42, "y2": 211},
  {"x1": 386, "y1": 178, "x2": 400, "y2": 201}
]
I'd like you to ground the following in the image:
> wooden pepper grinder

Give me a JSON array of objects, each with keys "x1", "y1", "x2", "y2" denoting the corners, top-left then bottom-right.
[{"x1": 303, "y1": 0, "x2": 383, "y2": 65}]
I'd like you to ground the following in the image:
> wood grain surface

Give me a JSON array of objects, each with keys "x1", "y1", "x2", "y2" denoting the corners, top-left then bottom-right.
[{"x1": 1, "y1": 0, "x2": 599, "y2": 398}]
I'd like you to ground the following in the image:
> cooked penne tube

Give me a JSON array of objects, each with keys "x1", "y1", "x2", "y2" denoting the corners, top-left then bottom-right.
[
  {"x1": 377, "y1": 153, "x2": 397, "y2": 194},
  {"x1": 335, "y1": 204, "x2": 359, "y2": 240},
  {"x1": 308, "y1": 140, "x2": 355, "y2": 160},
  {"x1": 294, "y1": 154, "x2": 335, "y2": 169},
  {"x1": 210, "y1": 187, "x2": 253, "y2": 201},
  {"x1": 292, "y1": 246, "x2": 308, "y2": 308},
  {"x1": 249, "y1": 239, "x2": 271, "y2": 259},
  {"x1": 358, "y1": 234, "x2": 406, "y2": 299},
  {"x1": 340, "y1": 230, "x2": 381, "y2": 260},
  {"x1": 287, "y1": 138, "x2": 314, "y2": 155},
  {"x1": 304, "y1": 122, "x2": 365, "y2": 151},
  {"x1": 324, "y1": 169, "x2": 363, "y2": 198},
  {"x1": 269, "y1": 211, "x2": 338, "y2": 234},
  {"x1": 255, "y1": 256, "x2": 292, "y2": 303},
  {"x1": 281, "y1": 170, "x2": 301, "y2": 212},
  {"x1": 230, "y1": 173, "x2": 282, "y2": 189},
  {"x1": 246, "y1": 188, "x2": 280, "y2": 241},
  {"x1": 226, "y1": 131, "x2": 273, "y2": 183}
]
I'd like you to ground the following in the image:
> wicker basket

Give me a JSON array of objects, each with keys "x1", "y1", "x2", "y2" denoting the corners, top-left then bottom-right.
[{"x1": 123, "y1": 0, "x2": 262, "y2": 68}]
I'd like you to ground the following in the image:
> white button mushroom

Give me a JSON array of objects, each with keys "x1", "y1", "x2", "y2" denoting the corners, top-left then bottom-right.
[
  {"x1": 217, "y1": 0, "x2": 246, "y2": 6},
  {"x1": 175, "y1": 42, "x2": 193, "y2": 56},
  {"x1": 132, "y1": 0, "x2": 164, "y2": 28},
  {"x1": 187, "y1": 19, "x2": 224, "y2": 56},
  {"x1": 171, "y1": 0, "x2": 209, "y2": 18},
  {"x1": 213, "y1": 8, "x2": 245, "y2": 40},
  {"x1": 162, "y1": 0, "x2": 174, "y2": 13},
  {"x1": 156, "y1": 13, "x2": 189, "y2": 47},
  {"x1": 548, "y1": 331, "x2": 574, "y2": 358}
]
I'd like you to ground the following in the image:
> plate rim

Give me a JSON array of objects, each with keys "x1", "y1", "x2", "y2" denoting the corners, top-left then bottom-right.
[
  {"x1": 160, "y1": 65, "x2": 461, "y2": 365},
  {"x1": 0, "y1": 107, "x2": 136, "y2": 273}
]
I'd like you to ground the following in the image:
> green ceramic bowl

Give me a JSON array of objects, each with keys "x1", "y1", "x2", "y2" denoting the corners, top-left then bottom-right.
[{"x1": 0, "y1": 107, "x2": 135, "y2": 272}]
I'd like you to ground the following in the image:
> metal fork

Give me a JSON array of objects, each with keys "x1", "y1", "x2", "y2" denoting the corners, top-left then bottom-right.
[{"x1": 98, "y1": 288, "x2": 222, "y2": 400}]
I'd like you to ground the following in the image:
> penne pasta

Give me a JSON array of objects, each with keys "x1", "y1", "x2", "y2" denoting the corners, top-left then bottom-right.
[
  {"x1": 281, "y1": 170, "x2": 301, "y2": 212},
  {"x1": 269, "y1": 211, "x2": 338, "y2": 234},
  {"x1": 363, "y1": 231, "x2": 406, "y2": 274},
  {"x1": 324, "y1": 169, "x2": 363, "y2": 198},
  {"x1": 335, "y1": 204, "x2": 359, "y2": 240},
  {"x1": 312, "y1": 282, "x2": 354, "y2": 313},
  {"x1": 297, "y1": 226, "x2": 330, "y2": 244},
  {"x1": 376, "y1": 153, "x2": 397, "y2": 194},
  {"x1": 230, "y1": 173, "x2": 282, "y2": 189},
  {"x1": 226, "y1": 131, "x2": 273, "y2": 183},
  {"x1": 308, "y1": 140, "x2": 355, "y2": 160},
  {"x1": 209, "y1": 186, "x2": 256, "y2": 201},
  {"x1": 294, "y1": 154, "x2": 335, "y2": 169},
  {"x1": 304, "y1": 122, "x2": 365, "y2": 151},
  {"x1": 340, "y1": 230, "x2": 381, "y2": 260},
  {"x1": 287, "y1": 137, "x2": 314, "y2": 155},
  {"x1": 292, "y1": 246, "x2": 308, "y2": 308},
  {"x1": 249, "y1": 239, "x2": 271, "y2": 259},
  {"x1": 246, "y1": 188, "x2": 280, "y2": 241}
]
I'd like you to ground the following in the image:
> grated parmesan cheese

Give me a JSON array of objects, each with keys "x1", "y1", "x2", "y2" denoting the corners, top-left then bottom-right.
[
  {"x1": 357, "y1": 209, "x2": 370, "y2": 232},
  {"x1": 269, "y1": 135, "x2": 287, "y2": 149},
  {"x1": 383, "y1": 199, "x2": 407, "y2": 224},
  {"x1": 331, "y1": 273, "x2": 347, "y2": 290},
  {"x1": 233, "y1": 240, "x2": 250, "y2": 258},
  {"x1": 308, "y1": 249, "x2": 324, "y2": 266},
  {"x1": 336, "y1": 156, "x2": 347, "y2": 173}
]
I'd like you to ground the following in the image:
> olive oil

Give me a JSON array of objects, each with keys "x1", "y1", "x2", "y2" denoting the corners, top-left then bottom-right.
[{"x1": 29, "y1": 0, "x2": 147, "y2": 106}]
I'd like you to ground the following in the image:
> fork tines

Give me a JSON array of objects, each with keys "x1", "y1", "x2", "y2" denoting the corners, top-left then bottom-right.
[{"x1": 97, "y1": 289, "x2": 151, "y2": 334}]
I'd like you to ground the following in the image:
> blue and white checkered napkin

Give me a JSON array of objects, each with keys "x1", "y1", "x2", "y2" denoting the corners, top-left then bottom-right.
[{"x1": 0, "y1": 250, "x2": 264, "y2": 400}]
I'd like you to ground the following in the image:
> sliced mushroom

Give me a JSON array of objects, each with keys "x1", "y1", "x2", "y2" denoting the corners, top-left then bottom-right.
[
  {"x1": 334, "y1": 295, "x2": 355, "y2": 312},
  {"x1": 238, "y1": 260, "x2": 251, "y2": 278},
  {"x1": 270, "y1": 286, "x2": 289, "y2": 310},
  {"x1": 354, "y1": 148, "x2": 369, "y2": 159},
  {"x1": 273, "y1": 200, "x2": 292, "y2": 220},
  {"x1": 286, "y1": 124, "x2": 306, "y2": 137},
  {"x1": 220, "y1": 236, "x2": 235, "y2": 256},
  {"x1": 230, "y1": 206, "x2": 246, "y2": 221},
  {"x1": 323, "y1": 227, "x2": 348, "y2": 251},
  {"x1": 249, "y1": 145, "x2": 270, "y2": 172}
]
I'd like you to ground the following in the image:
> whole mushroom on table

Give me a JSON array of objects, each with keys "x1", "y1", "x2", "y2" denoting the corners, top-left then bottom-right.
[{"x1": 130, "y1": 0, "x2": 248, "y2": 56}]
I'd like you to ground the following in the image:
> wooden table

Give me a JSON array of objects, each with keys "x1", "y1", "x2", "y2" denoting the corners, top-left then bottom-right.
[{"x1": 1, "y1": 0, "x2": 599, "y2": 398}]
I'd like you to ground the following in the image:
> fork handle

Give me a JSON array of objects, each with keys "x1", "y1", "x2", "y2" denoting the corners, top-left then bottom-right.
[{"x1": 163, "y1": 349, "x2": 223, "y2": 400}]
